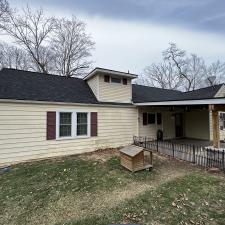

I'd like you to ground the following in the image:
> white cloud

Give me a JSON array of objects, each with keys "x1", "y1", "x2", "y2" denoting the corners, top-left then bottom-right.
[{"x1": 82, "y1": 15, "x2": 225, "y2": 74}]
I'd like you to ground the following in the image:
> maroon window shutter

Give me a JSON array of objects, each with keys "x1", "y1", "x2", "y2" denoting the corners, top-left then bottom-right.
[
  {"x1": 104, "y1": 75, "x2": 110, "y2": 83},
  {"x1": 47, "y1": 112, "x2": 56, "y2": 140},
  {"x1": 143, "y1": 113, "x2": 148, "y2": 126},
  {"x1": 91, "y1": 112, "x2": 98, "y2": 137},
  {"x1": 123, "y1": 78, "x2": 127, "y2": 85}
]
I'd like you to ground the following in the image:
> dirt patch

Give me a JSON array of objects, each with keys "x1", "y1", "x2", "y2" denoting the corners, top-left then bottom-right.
[{"x1": 79, "y1": 148, "x2": 120, "y2": 162}]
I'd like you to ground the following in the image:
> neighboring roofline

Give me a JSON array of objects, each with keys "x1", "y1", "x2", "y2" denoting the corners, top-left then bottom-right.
[
  {"x1": 0, "y1": 99, "x2": 136, "y2": 108},
  {"x1": 134, "y1": 98, "x2": 225, "y2": 106},
  {"x1": 214, "y1": 84, "x2": 225, "y2": 97},
  {"x1": 84, "y1": 67, "x2": 138, "y2": 80}
]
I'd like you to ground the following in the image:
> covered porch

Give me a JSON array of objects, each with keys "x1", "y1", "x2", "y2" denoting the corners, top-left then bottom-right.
[{"x1": 137, "y1": 103, "x2": 225, "y2": 149}]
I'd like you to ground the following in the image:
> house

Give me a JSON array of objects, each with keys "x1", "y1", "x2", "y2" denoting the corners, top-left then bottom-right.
[{"x1": 0, "y1": 67, "x2": 225, "y2": 166}]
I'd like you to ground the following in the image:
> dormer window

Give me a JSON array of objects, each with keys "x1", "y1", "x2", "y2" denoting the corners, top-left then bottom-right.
[
  {"x1": 104, "y1": 75, "x2": 128, "y2": 85},
  {"x1": 111, "y1": 77, "x2": 121, "y2": 84}
]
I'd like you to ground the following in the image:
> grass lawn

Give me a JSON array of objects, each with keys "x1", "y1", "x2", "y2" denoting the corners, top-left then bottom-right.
[{"x1": 1, "y1": 149, "x2": 225, "y2": 225}]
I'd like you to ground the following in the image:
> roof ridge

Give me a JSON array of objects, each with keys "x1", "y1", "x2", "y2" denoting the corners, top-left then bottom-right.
[
  {"x1": 1, "y1": 68, "x2": 84, "y2": 80},
  {"x1": 183, "y1": 83, "x2": 224, "y2": 94},
  {"x1": 132, "y1": 83, "x2": 182, "y2": 92}
]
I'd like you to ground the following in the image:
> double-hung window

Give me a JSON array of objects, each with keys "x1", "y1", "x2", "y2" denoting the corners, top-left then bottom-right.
[
  {"x1": 57, "y1": 111, "x2": 90, "y2": 139},
  {"x1": 59, "y1": 112, "x2": 72, "y2": 137},
  {"x1": 77, "y1": 113, "x2": 88, "y2": 136}
]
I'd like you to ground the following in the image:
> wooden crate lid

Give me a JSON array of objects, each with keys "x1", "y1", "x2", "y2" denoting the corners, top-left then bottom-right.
[{"x1": 120, "y1": 145, "x2": 144, "y2": 157}]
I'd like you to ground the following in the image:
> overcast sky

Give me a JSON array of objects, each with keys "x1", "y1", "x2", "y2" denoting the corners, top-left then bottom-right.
[{"x1": 9, "y1": 0, "x2": 225, "y2": 74}]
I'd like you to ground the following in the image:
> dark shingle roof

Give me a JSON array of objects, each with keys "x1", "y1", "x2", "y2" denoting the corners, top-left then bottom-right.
[
  {"x1": 0, "y1": 68, "x2": 223, "y2": 105},
  {"x1": 0, "y1": 68, "x2": 98, "y2": 104},
  {"x1": 132, "y1": 84, "x2": 224, "y2": 103},
  {"x1": 132, "y1": 84, "x2": 182, "y2": 103},
  {"x1": 175, "y1": 84, "x2": 224, "y2": 101}
]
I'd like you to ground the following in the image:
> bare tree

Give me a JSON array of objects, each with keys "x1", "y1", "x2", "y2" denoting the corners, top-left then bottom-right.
[
  {"x1": 1, "y1": 6, "x2": 55, "y2": 73},
  {"x1": 51, "y1": 16, "x2": 95, "y2": 77},
  {"x1": 142, "y1": 62, "x2": 183, "y2": 90},
  {"x1": 140, "y1": 43, "x2": 225, "y2": 91},
  {"x1": 0, "y1": 0, "x2": 9, "y2": 20},
  {"x1": 203, "y1": 60, "x2": 225, "y2": 86},
  {"x1": 0, "y1": 42, "x2": 30, "y2": 70},
  {"x1": 163, "y1": 43, "x2": 194, "y2": 91}
]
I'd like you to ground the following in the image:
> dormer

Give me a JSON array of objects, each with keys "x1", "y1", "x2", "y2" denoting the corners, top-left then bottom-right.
[{"x1": 84, "y1": 68, "x2": 138, "y2": 103}]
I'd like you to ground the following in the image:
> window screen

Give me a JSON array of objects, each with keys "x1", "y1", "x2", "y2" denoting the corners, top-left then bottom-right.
[
  {"x1": 59, "y1": 112, "x2": 72, "y2": 137},
  {"x1": 77, "y1": 113, "x2": 88, "y2": 136},
  {"x1": 111, "y1": 77, "x2": 121, "y2": 83}
]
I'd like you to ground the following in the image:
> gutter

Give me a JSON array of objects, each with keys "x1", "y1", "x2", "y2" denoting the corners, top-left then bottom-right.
[
  {"x1": 134, "y1": 98, "x2": 225, "y2": 106},
  {"x1": 0, "y1": 99, "x2": 136, "y2": 108}
]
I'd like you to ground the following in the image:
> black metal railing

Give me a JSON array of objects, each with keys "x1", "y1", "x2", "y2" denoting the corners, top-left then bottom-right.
[{"x1": 133, "y1": 136, "x2": 225, "y2": 171}]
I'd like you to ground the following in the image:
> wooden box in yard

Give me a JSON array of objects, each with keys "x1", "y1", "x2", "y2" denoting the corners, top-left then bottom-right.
[{"x1": 120, "y1": 145, "x2": 153, "y2": 172}]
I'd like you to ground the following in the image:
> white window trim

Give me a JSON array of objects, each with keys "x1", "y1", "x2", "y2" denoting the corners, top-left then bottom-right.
[{"x1": 56, "y1": 110, "x2": 91, "y2": 140}]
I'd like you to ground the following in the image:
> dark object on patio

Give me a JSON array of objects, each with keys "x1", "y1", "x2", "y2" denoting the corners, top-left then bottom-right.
[
  {"x1": 119, "y1": 145, "x2": 153, "y2": 172},
  {"x1": 157, "y1": 129, "x2": 163, "y2": 141}
]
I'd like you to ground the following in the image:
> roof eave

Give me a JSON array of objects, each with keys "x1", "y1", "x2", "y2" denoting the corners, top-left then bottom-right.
[
  {"x1": 134, "y1": 98, "x2": 225, "y2": 106},
  {"x1": 84, "y1": 68, "x2": 138, "y2": 80}
]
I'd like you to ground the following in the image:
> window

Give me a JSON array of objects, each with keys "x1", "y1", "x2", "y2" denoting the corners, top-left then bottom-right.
[
  {"x1": 57, "y1": 111, "x2": 90, "y2": 139},
  {"x1": 77, "y1": 113, "x2": 88, "y2": 136},
  {"x1": 148, "y1": 113, "x2": 156, "y2": 124},
  {"x1": 104, "y1": 75, "x2": 110, "y2": 83},
  {"x1": 111, "y1": 77, "x2": 121, "y2": 83},
  {"x1": 59, "y1": 112, "x2": 72, "y2": 137}
]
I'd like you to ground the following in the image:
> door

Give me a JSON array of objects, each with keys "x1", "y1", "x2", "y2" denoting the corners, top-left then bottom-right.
[{"x1": 175, "y1": 113, "x2": 183, "y2": 138}]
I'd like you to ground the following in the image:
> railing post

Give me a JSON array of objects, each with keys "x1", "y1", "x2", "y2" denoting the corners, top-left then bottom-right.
[
  {"x1": 145, "y1": 137, "x2": 147, "y2": 149},
  {"x1": 172, "y1": 142, "x2": 174, "y2": 157},
  {"x1": 193, "y1": 145, "x2": 195, "y2": 164},
  {"x1": 223, "y1": 150, "x2": 225, "y2": 172}
]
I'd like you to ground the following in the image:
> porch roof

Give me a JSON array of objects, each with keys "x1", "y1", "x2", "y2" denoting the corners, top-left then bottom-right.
[{"x1": 132, "y1": 83, "x2": 224, "y2": 104}]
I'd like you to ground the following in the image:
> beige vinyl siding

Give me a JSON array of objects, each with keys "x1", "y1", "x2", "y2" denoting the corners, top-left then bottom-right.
[
  {"x1": 98, "y1": 75, "x2": 132, "y2": 103},
  {"x1": 87, "y1": 75, "x2": 99, "y2": 99},
  {"x1": 0, "y1": 102, "x2": 137, "y2": 165},
  {"x1": 184, "y1": 110, "x2": 210, "y2": 140}
]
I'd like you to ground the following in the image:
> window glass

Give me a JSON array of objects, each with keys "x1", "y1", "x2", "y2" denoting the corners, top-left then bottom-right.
[
  {"x1": 59, "y1": 112, "x2": 72, "y2": 137},
  {"x1": 111, "y1": 77, "x2": 121, "y2": 83},
  {"x1": 148, "y1": 113, "x2": 155, "y2": 124},
  {"x1": 77, "y1": 113, "x2": 88, "y2": 136}
]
